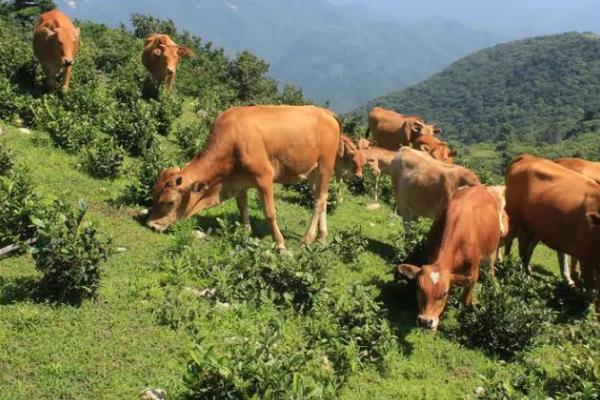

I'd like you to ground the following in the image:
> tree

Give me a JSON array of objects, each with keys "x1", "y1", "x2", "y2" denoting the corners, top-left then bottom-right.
[
  {"x1": 130, "y1": 13, "x2": 177, "y2": 39},
  {"x1": 228, "y1": 51, "x2": 278, "y2": 104}
]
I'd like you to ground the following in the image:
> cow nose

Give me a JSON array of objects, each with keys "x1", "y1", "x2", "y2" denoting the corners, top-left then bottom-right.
[
  {"x1": 166, "y1": 67, "x2": 175, "y2": 74},
  {"x1": 63, "y1": 58, "x2": 74, "y2": 66},
  {"x1": 417, "y1": 316, "x2": 434, "y2": 329}
]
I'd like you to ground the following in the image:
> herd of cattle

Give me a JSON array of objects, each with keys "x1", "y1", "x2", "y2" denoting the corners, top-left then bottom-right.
[{"x1": 30, "y1": 11, "x2": 600, "y2": 327}]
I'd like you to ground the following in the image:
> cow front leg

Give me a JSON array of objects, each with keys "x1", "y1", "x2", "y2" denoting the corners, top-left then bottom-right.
[
  {"x1": 235, "y1": 190, "x2": 252, "y2": 232},
  {"x1": 374, "y1": 174, "x2": 380, "y2": 202},
  {"x1": 42, "y1": 65, "x2": 56, "y2": 92},
  {"x1": 61, "y1": 65, "x2": 73, "y2": 94},
  {"x1": 518, "y1": 230, "x2": 537, "y2": 275},
  {"x1": 557, "y1": 252, "x2": 576, "y2": 287},
  {"x1": 256, "y1": 177, "x2": 285, "y2": 251},
  {"x1": 302, "y1": 171, "x2": 331, "y2": 245}
]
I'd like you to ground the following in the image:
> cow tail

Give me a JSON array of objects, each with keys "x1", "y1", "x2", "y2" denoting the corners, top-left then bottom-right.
[{"x1": 335, "y1": 115, "x2": 345, "y2": 158}]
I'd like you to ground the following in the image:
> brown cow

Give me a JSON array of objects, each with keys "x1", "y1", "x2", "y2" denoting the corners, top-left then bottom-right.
[
  {"x1": 396, "y1": 186, "x2": 504, "y2": 329},
  {"x1": 390, "y1": 147, "x2": 480, "y2": 222},
  {"x1": 505, "y1": 155, "x2": 600, "y2": 314},
  {"x1": 412, "y1": 134, "x2": 456, "y2": 164},
  {"x1": 146, "y1": 105, "x2": 342, "y2": 251},
  {"x1": 33, "y1": 10, "x2": 80, "y2": 94},
  {"x1": 553, "y1": 157, "x2": 600, "y2": 286},
  {"x1": 365, "y1": 107, "x2": 441, "y2": 150},
  {"x1": 335, "y1": 134, "x2": 366, "y2": 180},
  {"x1": 141, "y1": 34, "x2": 193, "y2": 93}
]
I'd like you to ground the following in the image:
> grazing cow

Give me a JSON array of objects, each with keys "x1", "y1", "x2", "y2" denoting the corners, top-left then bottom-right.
[
  {"x1": 33, "y1": 10, "x2": 80, "y2": 93},
  {"x1": 390, "y1": 147, "x2": 480, "y2": 222},
  {"x1": 146, "y1": 105, "x2": 342, "y2": 251},
  {"x1": 365, "y1": 107, "x2": 441, "y2": 150},
  {"x1": 335, "y1": 134, "x2": 366, "y2": 180},
  {"x1": 486, "y1": 185, "x2": 510, "y2": 262},
  {"x1": 396, "y1": 186, "x2": 504, "y2": 329},
  {"x1": 142, "y1": 34, "x2": 193, "y2": 92},
  {"x1": 356, "y1": 140, "x2": 397, "y2": 202},
  {"x1": 505, "y1": 155, "x2": 600, "y2": 314},
  {"x1": 552, "y1": 157, "x2": 600, "y2": 286},
  {"x1": 412, "y1": 134, "x2": 456, "y2": 164}
]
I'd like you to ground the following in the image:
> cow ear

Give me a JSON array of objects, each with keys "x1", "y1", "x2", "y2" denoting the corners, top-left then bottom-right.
[
  {"x1": 419, "y1": 144, "x2": 431, "y2": 153},
  {"x1": 178, "y1": 46, "x2": 194, "y2": 58},
  {"x1": 42, "y1": 27, "x2": 56, "y2": 38},
  {"x1": 586, "y1": 212, "x2": 600, "y2": 229},
  {"x1": 357, "y1": 138, "x2": 370, "y2": 150},
  {"x1": 451, "y1": 274, "x2": 472, "y2": 287},
  {"x1": 395, "y1": 264, "x2": 422, "y2": 281},
  {"x1": 153, "y1": 48, "x2": 162, "y2": 56},
  {"x1": 433, "y1": 127, "x2": 443, "y2": 135}
]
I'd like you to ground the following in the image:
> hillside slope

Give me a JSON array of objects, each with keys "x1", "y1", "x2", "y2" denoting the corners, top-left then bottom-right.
[
  {"x1": 359, "y1": 32, "x2": 600, "y2": 143},
  {"x1": 59, "y1": 0, "x2": 500, "y2": 111}
]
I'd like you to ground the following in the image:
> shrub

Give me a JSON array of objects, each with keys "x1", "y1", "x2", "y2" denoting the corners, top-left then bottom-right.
[
  {"x1": 81, "y1": 137, "x2": 125, "y2": 180},
  {"x1": 36, "y1": 102, "x2": 99, "y2": 151},
  {"x1": 174, "y1": 118, "x2": 211, "y2": 159},
  {"x1": 31, "y1": 200, "x2": 111, "y2": 305},
  {"x1": 443, "y1": 258, "x2": 555, "y2": 359},
  {"x1": 0, "y1": 165, "x2": 40, "y2": 249},
  {"x1": 151, "y1": 93, "x2": 183, "y2": 136},
  {"x1": 330, "y1": 225, "x2": 368, "y2": 264},
  {"x1": 389, "y1": 218, "x2": 431, "y2": 264},
  {"x1": 184, "y1": 313, "x2": 339, "y2": 399},
  {"x1": 287, "y1": 179, "x2": 340, "y2": 214},
  {"x1": 109, "y1": 99, "x2": 157, "y2": 156},
  {"x1": 0, "y1": 144, "x2": 14, "y2": 175}
]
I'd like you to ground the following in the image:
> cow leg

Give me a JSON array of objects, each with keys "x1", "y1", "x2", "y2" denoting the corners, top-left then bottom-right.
[
  {"x1": 61, "y1": 65, "x2": 73, "y2": 94},
  {"x1": 518, "y1": 230, "x2": 537, "y2": 275},
  {"x1": 166, "y1": 72, "x2": 175, "y2": 93},
  {"x1": 557, "y1": 252, "x2": 576, "y2": 287},
  {"x1": 302, "y1": 169, "x2": 331, "y2": 245},
  {"x1": 42, "y1": 65, "x2": 56, "y2": 91},
  {"x1": 318, "y1": 203, "x2": 328, "y2": 241},
  {"x1": 462, "y1": 264, "x2": 479, "y2": 305},
  {"x1": 580, "y1": 262, "x2": 600, "y2": 318},
  {"x1": 256, "y1": 176, "x2": 285, "y2": 251},
  {"x1": 235, "y1": 190, "x2": 252, "y2": 232},
  {"x1": 374, "y1": 174, "x2": 379, "y2": 202}
]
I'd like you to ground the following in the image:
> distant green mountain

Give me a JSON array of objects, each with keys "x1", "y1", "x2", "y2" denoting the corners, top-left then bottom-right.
[
  {"x1": 357, "y1": 32, "x2": 600, "y2": 143},
  {"x1": 59, "y1": 0, "x2": 501, "y2": 111}
]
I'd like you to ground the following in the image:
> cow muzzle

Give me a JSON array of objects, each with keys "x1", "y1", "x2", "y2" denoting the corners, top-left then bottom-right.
[
  {"x1": 146, "y1": 220, "x2": 168, "y2": 233},
  {"x1": 166, "y1": 67, "x2": 176, "y2": 74},
  {"x1": 417, "y1": 315, "x2": 438, "y2": 330},
  {"x1": 63, "y1": 58, "x2": 74, "y2": 66}
]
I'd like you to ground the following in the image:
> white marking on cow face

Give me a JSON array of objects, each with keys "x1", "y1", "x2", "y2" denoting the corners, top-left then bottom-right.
[{"x1": 429, "y1": 271, "x2": 440, "y2": 285}]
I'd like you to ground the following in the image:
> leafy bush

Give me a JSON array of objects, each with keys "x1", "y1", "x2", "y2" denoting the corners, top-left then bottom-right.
[
  {"x1": 109, "y1": 99, "x2": 158, "y2": 156},
  {"x1": 0, "y1": 165, "x2": 40, "y2": 249},
  {"x1": 31, "y1": 200, "x2": 111, "y2": 305},
  {"x1": 287, "y1": 179, "x2": 340, "y2": 214},
  {"x1": 0, "y1": 144, "x2": 14, "y2": 175},
  {"x1": 36, "y1": 103, "x2": 99, "y2": 151},
  {"x1": 330, "y1": 225, "x2": 367, "y2": 264},
  {"x1": 152, "y1": 93, "x2": 183, "y2": 136},
  {"x1": 443, "y1": 258, "x2": 555, "y2": 359},
  {"x1": 81, "y1": 137, "x2": 125, "y2": 180},
  {"x1": 184, "y1": 312, "x2": 340, "y2": 399},
  {"x1": 389, "y1": 218, "x2": 431, "y2": 264},
  {"x1": 173, "y1": 118, "x2": 211, "y2": 159}
]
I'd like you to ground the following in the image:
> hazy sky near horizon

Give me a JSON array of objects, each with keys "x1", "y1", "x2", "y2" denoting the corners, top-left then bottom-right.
[{"x1": 328, "y1": 0, "x2": 600, "y2": 37}]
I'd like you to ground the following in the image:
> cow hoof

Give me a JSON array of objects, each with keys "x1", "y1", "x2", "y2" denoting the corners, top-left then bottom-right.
[
  {"x1": 139, "y1": 388, "x2": 166, "y2": 400},
  {"x1": 277, "y1": 247, "x2": 293, "y2": 257}
]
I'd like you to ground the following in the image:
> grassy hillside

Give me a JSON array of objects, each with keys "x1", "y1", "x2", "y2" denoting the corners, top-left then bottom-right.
[
  {"x1": 1, "y1": 4, "x2": 599, "y2": 399},
  {"x1": 359, "y1": 32, "x2": 600, "y2": 143},
  {"x1": 60, "y1": 0, "x2": 500, "y2": 111}
]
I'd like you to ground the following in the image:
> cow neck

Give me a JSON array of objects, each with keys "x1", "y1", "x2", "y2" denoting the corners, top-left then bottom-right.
[{"x1": 181, "y1": 140, "x2": 234, "y2": 189}]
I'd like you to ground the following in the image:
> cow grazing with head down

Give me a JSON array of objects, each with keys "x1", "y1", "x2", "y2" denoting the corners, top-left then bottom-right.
[
  {"x1": 412, "y1": 134, "x2": 456, "y2": 164},
  {"x1": 33, "y1": 10, "x2": 80, "y2": 94},
  {"x1": 142, "y1": 34, "x2": 194, "y2": 92},
  {"x1": 365, "y1": 107, "x2": 442, "y2": 151},
  {"x1": 354, "y1": 139, "x2": 397, "y2": 202},
  {"x1": 396, "y1": 185, "x2": 505, "y2": 330},
  {"x1": 505, "y1": 155, "x2": 600, "y2": 315},
  {"x1": 390, "y1": 147, "x2": 480, "y2": 223},
  {"x1": 146, "y1": 105, "x2": 342, "y2": 251},
  {"x1": 335, "y1": 134, "x2": 366, "y2": 180}
]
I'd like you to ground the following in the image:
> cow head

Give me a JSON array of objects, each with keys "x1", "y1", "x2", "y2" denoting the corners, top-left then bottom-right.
[
  {"x1": 146, "y1": 167, "x2": 223, "y2": 232},
  {"x1": 419, "y1": 143, "x2": 456, "y2": 164},
  {"x1": 41, "y1": 26, "x2": 80, "y2": 68},
  {"x1": 338, "y1": 136, "x2": 367, "y2": 178},
  {"x1": 152, "y1": 44, "x2": 194, "y2": 77},
  {"x1": 395, "y1": 264, "x2": 471, "y2": 330},
  {"x1": 412, "y1": 120, "x2": 442, "y2": 137}
]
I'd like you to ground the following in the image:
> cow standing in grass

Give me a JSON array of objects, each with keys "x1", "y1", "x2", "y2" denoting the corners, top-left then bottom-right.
[
  {"x1": 365, "y1": 107, "x2": 441, "y2": 150},
  {"x1": 141, "y1": 34, "x2": 193, "y2": 93},
  {"x1": 146, "y1": 105, "x2": 343, "y2": 251},
  {"x1": 396, "y1": 185, "x2": 505, "y2": 330},
  {"x1": 33, "y1": 10, "x2": 80, "y2": 94},
  {"x1": 505, "y1": 155, "x2": 600, "y2": 315}
]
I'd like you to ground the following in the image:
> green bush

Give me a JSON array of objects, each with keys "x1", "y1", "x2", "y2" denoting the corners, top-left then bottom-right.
[
  {"x1": 443, "y1": 258, "x2": 555, "y2": 360},
  {"x1": 81, "y1": 137, "x2": 125, "y2": 180},
  {"x1": 174, "y1": 118, "x2": 211, "y2": 159},
  {"x1": 330, "y1": 225, "x2": 367, "y2": 264},
  {"x1": 109, "y1": 99, "x2": 157, "y2": 156},
  {"x1": 36, "y1": 103, "x2": 99, "y2": 151},
  {"x1": 152, "y1": 93, "x2": 184, "y2": 136},
  {"x1": 31, "y1": 200, "x2": 111, "y2": 305},
  {"x1": 0, "y1": 165, "x2": 40, "y2": 249},
  {"x1": 0, "y1": 144, "x2": 14, "y2": 175},
  {"x1": 389, "y1": 218, "x2": 431, "y2": 264},
  {"x1": 287, "y1": 179, "x2": 339, "y2": 214}
]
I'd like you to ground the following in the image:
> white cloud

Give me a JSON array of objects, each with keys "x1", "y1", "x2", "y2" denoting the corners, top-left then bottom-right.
[
  {"x1": 65, "y1": 0, "x2": 77, "y2": 9},
  {"x1": 225, "y1": 1, "x2": 237, "y2": 12}
]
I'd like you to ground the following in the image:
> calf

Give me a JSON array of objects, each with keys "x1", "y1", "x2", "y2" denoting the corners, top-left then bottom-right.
[
  {"x1": 33, "y1": 10, "x2": 80, "y2": 93},
  {"x1": 365, "y1": 107, "x2": 441, "y2": 150},
  {"x1": 505, "y1": 155, "x2": 600, "y2": 315},
  {"x1": 396, "y1": 186, "x2": 504, "y2": 329},
  {"x1": 412, "y1": 134, "x2": 456, "y2": 164},
  {"x1": 390, "y1": 147, "x2": 480, "y2": 222},
  {"x1": 142, "y1": 34, "x2": 193, "y2": 92},
  {"x1": 146, "y1": 105, "x2": 342, "y2": 251}
]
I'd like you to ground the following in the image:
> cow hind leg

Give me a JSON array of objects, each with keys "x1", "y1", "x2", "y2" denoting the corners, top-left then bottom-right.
[
  {"x1": 255, "y1": 175, "x2": 285, "y2": 251},
  {"x1": 302, "y1": 168, "x2": 332, "y2": 245},
  {"x1": 462, "y1": 263, "x2": 480, "y2": 305},
  {"x1": 235, "y1": 190, "x2": 252, "y2": 232},
  {"x1": 518, "y1": 230, "x2": 538, "y2": 275},
  {"x1": 557, "y1": 252, "x2": 576, "y2": 288}
]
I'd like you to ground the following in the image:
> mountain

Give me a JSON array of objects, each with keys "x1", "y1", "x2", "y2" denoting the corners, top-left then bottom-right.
[
  {"x1": 58, "y1": 0, "x2": 501, "y2": 112},
  {"x1": 358, "y1": 32, "x2": 600, "y2": 144}
]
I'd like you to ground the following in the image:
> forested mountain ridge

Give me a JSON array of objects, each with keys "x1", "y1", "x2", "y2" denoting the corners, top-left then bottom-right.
[
  {"x1": 58, "y1": 0, "x2": 501, "y2": 111},
  {"x1": 357, "y1": 32, "x2": 600, "y2": 144}
]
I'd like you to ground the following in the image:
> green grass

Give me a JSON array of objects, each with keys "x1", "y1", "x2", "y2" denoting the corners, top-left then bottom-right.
[{"x1": 0, "y1": 122, "x2": 567, "y2": 399}]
